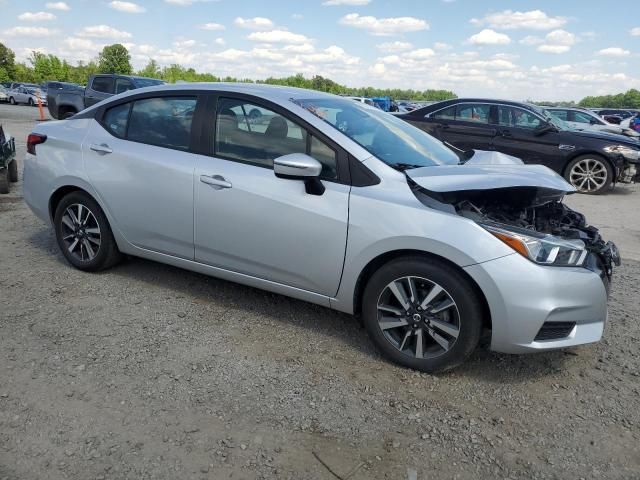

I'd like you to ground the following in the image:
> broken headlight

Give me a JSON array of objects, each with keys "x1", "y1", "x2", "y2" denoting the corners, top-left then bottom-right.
[
  {"x1": 483, "y1": 224, "x2": 588, "y2": 267},
  {"x1": 603, "y1": 145, "x2": 640, "y2": 161}
]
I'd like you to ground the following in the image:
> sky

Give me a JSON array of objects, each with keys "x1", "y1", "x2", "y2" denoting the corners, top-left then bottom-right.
[{"x1": 0, "y1": 0, "x2": 638, "y2": 101}]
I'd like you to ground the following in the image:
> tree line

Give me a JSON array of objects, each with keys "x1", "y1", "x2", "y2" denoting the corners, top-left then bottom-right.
[{"x1": 0, "y1": 42, "x2": 456, "y2": 101}]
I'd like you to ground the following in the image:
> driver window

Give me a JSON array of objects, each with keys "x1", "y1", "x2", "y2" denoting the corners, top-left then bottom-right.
[
  {"x1": 456, "y1": 104, "x2": 490, "y2": 124},
  {"x1": 498, "y1": 107, "x2": 542, "y2": 129},
  {"x1": 573, "y1": 111, "x2": 594, "y2": 124}
]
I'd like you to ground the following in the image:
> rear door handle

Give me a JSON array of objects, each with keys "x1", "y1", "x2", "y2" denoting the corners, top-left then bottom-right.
[
  {"x1": 90, "y1": 143, "x2": 112, "y2": 154},
  {"x1": 200, "y1": 174, "x2": 232, "y2": 189}
]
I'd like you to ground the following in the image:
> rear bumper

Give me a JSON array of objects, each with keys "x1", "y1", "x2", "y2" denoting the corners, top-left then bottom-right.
[{"x1": 464, "y1": 253, "x2": 608, "y2": 354}]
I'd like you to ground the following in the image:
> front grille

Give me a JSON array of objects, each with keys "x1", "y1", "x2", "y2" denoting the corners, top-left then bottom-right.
[{"x1": 534, "y1": 322, "x2": 576, "y2": 341}]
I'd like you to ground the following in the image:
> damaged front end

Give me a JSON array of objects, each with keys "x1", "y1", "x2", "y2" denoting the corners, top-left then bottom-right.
[{"x1": 406, "y1": 153, "x2": 621, "y2": 290}]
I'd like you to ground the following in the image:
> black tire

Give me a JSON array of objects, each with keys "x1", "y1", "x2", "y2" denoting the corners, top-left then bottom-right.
[
  {"x1": 53, "y1": 191, "x2": 122, "y2": 271},
  {"x1": 8, "y1": 159, "x2": 18, "y2": 182},
  {"x1": 362, "y1": 256, "x2": 483, "y2": 373},
  {"x1": 28, "y1": 98, "x2": 34, "y2": 106},
  {"x1": 61, "y1": 110, "x2": 76, "y2": 120},
  {"x1": 564, "y1": 155, "x2": 613, "y2": 195},
  {"x1": 9, "y1": 97, "x2": 15, "y2": 105},
  {"x1": 0, "y1": 167, "x2": 8, "y2": 194}
]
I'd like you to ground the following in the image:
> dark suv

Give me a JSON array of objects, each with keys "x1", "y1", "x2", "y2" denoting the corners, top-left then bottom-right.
[{"x1": 398, "y1": 99, "x2": 640, "y2": 194}]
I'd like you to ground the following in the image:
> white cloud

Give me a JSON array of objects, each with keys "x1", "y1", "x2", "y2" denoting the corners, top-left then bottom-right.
[
  {"x1": 198, "y1": 22, "x2": 225, "y2": 31},
  {"x1": 18, "y1": 11, "x2": 57, "y2": 21},
  {"x1": 339, "y1": 13, "x2": 428, "y2": 36},
  {"x1": 78, "y1": 25, "x2": 132, "y2": 39},
  {"x1": 536, "y1": 29, "x2": 576, "y2": 54},
  {"x1": 519, "y1": 35, "x2": 543, "y2": 46},
  {"x1": 2, "y1": 26, "x2": 58, "y2": 37},
  {"x1": 165, "y1": 0, "x2": 216, "y2": 5},
  {"x1": 405, "y1": 48, "x2": 435, "y2": 60},
  {"x1": 109, "y1": 1, "x2": 145, "y2": 13},
  {"x1": 234, "y1": 17, "x2": 274, "y2": 30},
  {"x1": 376, "y1": 41, "x2": 413, "y2": 53},
  {"x1": 434, "y1": 42, "x2": 452, "y2": 50},
  {"x1": 46, "y1": 2, "x2": 70, "y2": 10},
  {"x1": 631, "y1": 27, "x2": 640, "y2": 36},
  {"x1": 283, "y1": 43, "x2": 315, "y2": 53},
  {"x1": 597, "y1": 47, "x2": 630, "y2": 57},
  {"x1": 214, "y1": 37, "x2": 225, "y2": 46},
  {"x1": 471, "y1": 10, "x2": 566, "y2": 30},
  {"x1": 468, "y1": 29, "x2": 511, "y2": 45},
  {"x1": 247, "y1": 30, "x2": 310, "y2": 44},
  {"x1": 537, "y1": 45, "x2": 570, "y2": 54},
  {"x1": 323, "y1": 0, "x2": 371, "y2": 5}
]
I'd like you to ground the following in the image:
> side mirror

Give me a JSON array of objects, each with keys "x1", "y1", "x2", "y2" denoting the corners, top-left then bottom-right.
[
  {"x1": 590, "y1": 118, "x2": 598, "y2": 125},
  {"x1": 274, "y1": 153, "x2": 325, "y2": 195},
  {"x1": 534, "y1": 122, "x2": 556, "y2": 136}
]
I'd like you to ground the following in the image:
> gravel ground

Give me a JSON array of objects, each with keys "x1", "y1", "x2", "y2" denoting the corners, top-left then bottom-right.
[{"x1": 1, "y1": 104, "x2": 640, "y2": 480}]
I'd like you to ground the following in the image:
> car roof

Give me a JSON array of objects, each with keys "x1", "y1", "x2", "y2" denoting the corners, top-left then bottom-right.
[{"x1": 410, "y1": 97, "x2": 541, "y2": 116}]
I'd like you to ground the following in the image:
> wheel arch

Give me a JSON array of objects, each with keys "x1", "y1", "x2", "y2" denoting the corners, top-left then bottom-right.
[
  {"x1": 352, "y1": 249, "x2": 492, "y2": 330},
  {"x1": 562, "y1": 151, "x2": 614, "y2": 176}
]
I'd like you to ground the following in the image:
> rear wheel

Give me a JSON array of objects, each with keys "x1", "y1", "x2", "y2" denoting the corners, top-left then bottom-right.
[
  {"x1": 28, "y1": 98, "x2": 34, "y2": 106},
  {"x1": 362, "y1": 257, "x2": 483, "y2": 373},
  {"x1": 8, "y1": 97, "x2": 15, "y2": 105},
  {"x1": 61, "y1": 110, "x2": 77, "y2": 120},
  {"x1": 8, "y1": 159, "x2": 18, "y2": 182},
  {"x1": 53, "y1": 191, "x2": 122, "y2": 271},
  {"x1": 564, "y1": 155, "x2": 613, "y2": 194}
]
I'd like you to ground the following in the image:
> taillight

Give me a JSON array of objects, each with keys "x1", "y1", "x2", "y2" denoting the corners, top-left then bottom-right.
[{"x1": 27, "y1": 133, "x2": 47, "y2": 155}]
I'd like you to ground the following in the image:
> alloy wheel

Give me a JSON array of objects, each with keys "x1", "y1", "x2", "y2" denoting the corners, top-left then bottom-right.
[
  {"x1": 60, "y1": 203, "x2": 101, "y2": 262},
  {"x1": 569, "y1": 158, "x2": 608, "y2": 193},
  {"x1": 376, "y1": 276, "x2": 460, "y2": 359}
]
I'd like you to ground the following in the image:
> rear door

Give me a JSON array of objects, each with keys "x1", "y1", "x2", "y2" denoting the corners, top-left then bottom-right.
[
  {"x1": 193, "y1": 94, "x2": 350, "y2": 296},
  {"x1": 446, "y1": 103, "x2": 496, "y2": 151},
  {"x1": 85, "y1": 76, "x2": 114, "y2": 107},
  {"x1": 491, "y1": 105, "x2": 561, "y2": 169},
  {"x1": 83, "y1": 93, "x2": 202, "y2": 258}
]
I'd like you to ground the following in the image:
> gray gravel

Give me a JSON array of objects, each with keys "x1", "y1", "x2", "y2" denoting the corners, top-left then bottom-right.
[{"x1": 1, "y1": 104, "x2": 640, "y2": 479}]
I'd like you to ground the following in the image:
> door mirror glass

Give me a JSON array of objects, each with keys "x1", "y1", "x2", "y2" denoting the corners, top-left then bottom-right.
[
  {"x1": 274, "y1": 153, "x2": 322, "y2": 179},
  {"x1": 534, "y1": 122, "x2": 555, "y2": 136}
]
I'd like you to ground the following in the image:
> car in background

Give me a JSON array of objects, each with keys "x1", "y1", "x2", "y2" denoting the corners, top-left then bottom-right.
[
  {"x1": 23, "y1": 83, "x2": 620, "y2": 372},
  {"x1": 0, "y1": 86, "x2": 8, "y2": 103},
  {"x1": 592, "y1": 109, "x2": 638, "y2": 126},
  {"x1": 345, "y1": 96, "x2": 376, "y2": 107},
  {"x1": 546, "y1": 107, "x2": 640, "y2": 139},
  {"x1": 47, "y1": 74, "x2": 166, "y2": 119},
  {"x1": 7, "y1": 86, "x2": 47, "y2": 106},
  {"x1": 398, "y1": 98, "x2": 640, "y2": 194}
]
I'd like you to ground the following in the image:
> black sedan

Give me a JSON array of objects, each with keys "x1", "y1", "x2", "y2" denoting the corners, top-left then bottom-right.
[{"x1": 397, "y1": 98, "x2": 640, "y2": 194}]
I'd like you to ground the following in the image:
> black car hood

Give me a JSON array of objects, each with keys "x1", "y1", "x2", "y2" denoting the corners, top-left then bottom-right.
[{"x1": 567, "y1": 128, "x2": 640, "y2": 145}]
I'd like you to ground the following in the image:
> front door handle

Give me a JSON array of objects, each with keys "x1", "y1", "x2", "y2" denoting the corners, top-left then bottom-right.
[
  {"x1": 200, "y1": 174, "x2": 232, "y2": 190},
  {"x1": 501, "y1": 129, "x2": 513, "y2": 138},
  {"x1": 90, "y1": 143, "x2": 113, "y2": 154}
]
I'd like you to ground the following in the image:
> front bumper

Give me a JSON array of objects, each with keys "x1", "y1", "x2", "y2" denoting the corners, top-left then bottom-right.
[
  {"x1": 619, "y1": 161, "x2": 640, "y2": 183},
  {"x1": 464, "y1": 253, "x2": 608, "y2": 354}
]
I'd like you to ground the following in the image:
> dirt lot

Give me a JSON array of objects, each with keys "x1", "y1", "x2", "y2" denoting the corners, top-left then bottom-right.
[{"x1": 1, "y1": 104, "x2": 640, "y2": 480}]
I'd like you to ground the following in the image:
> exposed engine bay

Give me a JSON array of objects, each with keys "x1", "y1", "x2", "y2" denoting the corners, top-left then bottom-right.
[{"x1": 412, "y1": 184, "x2": 621, "y2": 279}]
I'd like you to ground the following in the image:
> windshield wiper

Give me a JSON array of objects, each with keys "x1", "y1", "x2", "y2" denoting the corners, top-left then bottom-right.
[{"x1": 393, "y1": 163, "x2": 425, "y2": 171}]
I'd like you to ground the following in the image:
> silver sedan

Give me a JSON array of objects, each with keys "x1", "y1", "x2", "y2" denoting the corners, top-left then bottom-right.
[
  {"x1": 22, "y1": 83, "x2": 618, "y2": 372},
  {"x1": 8, "y1": 86, "x2": 47, "y2": 106}
]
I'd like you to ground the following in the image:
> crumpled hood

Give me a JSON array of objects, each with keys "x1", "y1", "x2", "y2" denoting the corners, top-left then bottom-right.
[{"x1": 406, "y1": 150, "x2": 575, "y2": 193}]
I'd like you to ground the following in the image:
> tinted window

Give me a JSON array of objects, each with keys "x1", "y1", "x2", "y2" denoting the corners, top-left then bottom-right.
[
  {"x1": 132, "y1": 78, "x2": 166, "y2": 88},
  {"x1": 432, "y1": 106, "x2": 456, "y2": 120},
  {"x1": 215, "y1": 98, "x2": 307, "y2": 168},
  {"x1": 456, "y1": 104, "x2": 490, "y2": 123},
  {"x1": 310, "y1": 135, "x2": 337, "y2": 179},
  {"x1": 125, "y1": 97, "x2": 196, "y2": 150},
  {"x1": 498, "y1": 106, "x2": 542, "y2": 129},
  {"x1": 103, "y1": 102, "x2": 131, "y2": 138},
  {"x1": 573, "y1": 111, "x2": 596, "y2": 124},
  {"x1": 115, "y1": 78, "x2": 135, "y2": 95},
  {"x1": 92, "y1": 77, "x2": 113, "y2": 94}
]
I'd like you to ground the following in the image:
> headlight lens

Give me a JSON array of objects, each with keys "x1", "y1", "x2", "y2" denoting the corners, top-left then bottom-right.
[
  {"x1": 603, "y1": 145, "x2": 640, "y2": 160},
  {"x1": 483, "y1": 224, "x2": 588, "y2": 267}
]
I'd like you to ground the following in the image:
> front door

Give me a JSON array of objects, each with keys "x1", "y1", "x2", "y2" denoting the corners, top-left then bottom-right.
[
  {"x1": 491, "y1": 105, "x2": 561, "y2": 170},
  {"x1": 194, "y1": 96, "x2": 350, "y2": 296},
  {"x1": 83, "y1": 94, "x2": 200, "y2": 259}
]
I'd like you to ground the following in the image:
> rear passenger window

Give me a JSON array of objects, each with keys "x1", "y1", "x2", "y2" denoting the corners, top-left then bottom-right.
[
  {"x1": 456, "y1": 104, "x2": 490, "y2": 123},
  {"x1": 103, "y1": 102, "x2": 131, "y2": 138},
  {"x1": 432, "y1": 106, "x2": 456, "y2": 120},
  {"x1": 551, "y1": 110, "x2": 569, "y2": 121},
  {"x1": 498, "y1": 107, "x2": 542, "y2": 129},
  {"x1": 92, "y1": 77, "x2": 113, "y2": 94},
  {"x1": 215, "y1": 98, "x2": 307, "y2": 168},
  {"x1": 114, "y1": 78, "x2": 135, "y2": 95},
  {"x1": 127, "y1": 97, "x2": 196, "y2": 150}
]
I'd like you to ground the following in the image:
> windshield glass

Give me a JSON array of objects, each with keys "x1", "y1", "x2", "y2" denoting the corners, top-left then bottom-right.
[
  {"x1": 532, "y1": 105, "x2": 569, "y2": 130},
  {"x1": 133, "y1": 78, "x2": 166, "y2": 88},
  {"x1": 293, "y1": 97, "x2": 460, "y2": 168}
]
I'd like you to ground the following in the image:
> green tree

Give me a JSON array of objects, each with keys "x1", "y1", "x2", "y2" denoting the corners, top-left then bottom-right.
[
  {"x1": 138, "y1": 59, "x2": 161, "y2": 78},
  {"x1": 98, "y1": 44, "x2": 132, "y2": 74},
  {"x1": 0, "y1": 42, "x2": 16, "y2": 79}
]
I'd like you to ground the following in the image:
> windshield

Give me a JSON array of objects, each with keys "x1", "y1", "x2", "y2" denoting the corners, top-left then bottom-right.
[
  {"x1": 534, "y1": 106, "x2": 569, "y2": 130},
  {"x1": 133, "y1": 78, "x2": 166, "y2": 88},
  {"x1": 293, "y1": 97, "x2": 460, "y2": 169}
]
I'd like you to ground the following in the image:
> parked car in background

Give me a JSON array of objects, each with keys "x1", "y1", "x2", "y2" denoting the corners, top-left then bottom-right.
[
  {"x1": 8, "y1": 82, "x2": 40, "y2": 91},
  {"x1": 47, "y1": 74, "x2": 165, "y2": 119},
  {"x1": 345, "y1": 96, "x2": 376, "y2": 107},
  {"x1": 546, "y1": 107, "x2": 640, "y2": 138},
  {"x1": 398, "y1": 98, "x2": 640, "y2": 194},
  {"x1": 23, "y1": 83, "x2": 620, "y2": 372},
  {"x1": 7, "y1": 86, "x2": 47, "y2": 106},
  {"x1": 0, "y1": 86, "x2": 8, "y2": 103}
]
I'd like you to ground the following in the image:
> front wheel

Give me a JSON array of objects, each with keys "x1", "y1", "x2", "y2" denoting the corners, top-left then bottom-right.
[
  {"x1": 8, "y1": 159, "x2": 18, "y2": 182},
  {"x1": 9, "y1": 97, "x2": 15, "y2": 105},
  {"x1": 28, "y1": 98, "x2": 34, "y2": 106},
  {"x1": 362, "y1": 257, "x2": 483, "y2": 373},
  {"x1": 564, "y1": 155, "x2": 613, "y2": 194},
  {"x1": 54, "y1": 191, "x2": 122, "y2": 271}
]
